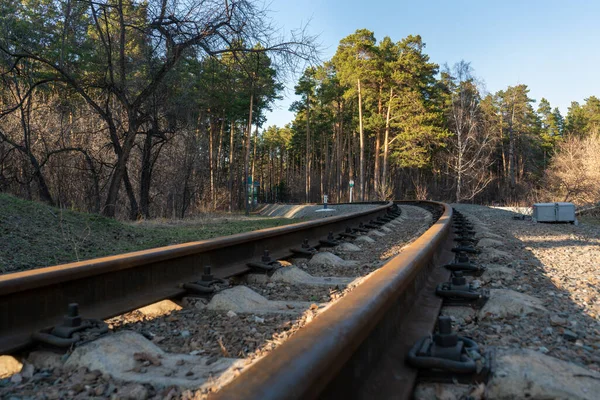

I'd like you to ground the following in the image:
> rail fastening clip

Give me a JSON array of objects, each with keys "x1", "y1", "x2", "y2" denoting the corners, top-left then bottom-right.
[{"x1": 407, "y1": 316, "x2": 493, "y2": 383}]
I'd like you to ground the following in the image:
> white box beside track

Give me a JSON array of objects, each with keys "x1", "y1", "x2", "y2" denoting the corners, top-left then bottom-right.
[{"x1": 532, "y1": 202, "x2": 576, "y2": 223}]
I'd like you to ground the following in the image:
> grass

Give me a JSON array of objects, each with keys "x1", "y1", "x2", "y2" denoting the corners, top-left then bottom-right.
[{"x1": 0, "y1": 193, "x2": 299, "y2": 274}]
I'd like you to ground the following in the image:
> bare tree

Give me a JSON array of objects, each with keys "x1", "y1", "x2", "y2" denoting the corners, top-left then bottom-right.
[
  {"x1": 1, "y1": 0, "x2": 317, "y2": 218},
  {"x1": 545, "y1": 133, "x2": 600, "y2": 205},
  {"x1": 445, "y1": 61, "x2": 494, "y2": 202}
]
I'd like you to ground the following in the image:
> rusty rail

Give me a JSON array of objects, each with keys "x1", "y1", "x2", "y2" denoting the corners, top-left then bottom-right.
[
  {"x1": 0, "y1": 202, "x2": 393, "y2": 354},
  {"x1": 212, "y1": 201, "x2": 452, "y2": 400}
]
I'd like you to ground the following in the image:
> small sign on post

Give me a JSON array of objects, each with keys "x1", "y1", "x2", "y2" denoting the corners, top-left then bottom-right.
[
  {"x1": 315, "y1": 194, "x2": 336, "y2": 213},
  {"x1": 349, "y1": 180, "x2": 354, "y2": 203}
]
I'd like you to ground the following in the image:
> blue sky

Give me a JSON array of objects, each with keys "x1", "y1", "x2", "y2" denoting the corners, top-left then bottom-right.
[{"x1": 262, "y1": 0, "x2": 600, "y2": 127}]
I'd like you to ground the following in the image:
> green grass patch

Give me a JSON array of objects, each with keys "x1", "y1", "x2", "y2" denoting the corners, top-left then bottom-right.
[{"x1": 0, "y1": 193, "x2": 297, "y2": 274}]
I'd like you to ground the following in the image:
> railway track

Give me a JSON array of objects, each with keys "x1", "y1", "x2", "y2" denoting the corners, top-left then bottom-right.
[
  {"x1": 0, "y1": 201, "x2": 393, "y2": 353},
  {"x1": 213, "y1": 201, "x2": 451, "y2": 400},
  {"x1": 0, "y1": 200, "x2": 461, "y2": 399}
]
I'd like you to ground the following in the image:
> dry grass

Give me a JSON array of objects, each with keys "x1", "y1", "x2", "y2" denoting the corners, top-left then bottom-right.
[{"x1": 0, "y1": 194, "x2": 296, "y2": 274}]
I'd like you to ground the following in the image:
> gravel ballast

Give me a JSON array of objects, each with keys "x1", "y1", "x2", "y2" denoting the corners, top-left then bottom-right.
[
  {"x1": 416, "y1": 205, "x2": 600, "y2": 400},
  {"x1": 0, "y1": 204, "x2": 434, "y2": 399},
  {"x1": 452, "y1": 204, "x2": 600, "y2": 371}
]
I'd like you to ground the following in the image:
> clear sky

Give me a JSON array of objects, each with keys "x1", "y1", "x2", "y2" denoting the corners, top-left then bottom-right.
[{"x1": 262, "y1": 0, "x2": 600, "y2": 128}]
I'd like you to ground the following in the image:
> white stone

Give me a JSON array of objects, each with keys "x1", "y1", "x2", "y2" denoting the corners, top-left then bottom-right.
[
  {"x1": 355, "y1": 235, "x2": 376, "y2": 244},
  {"x1": 0, "y1": 355, "x2": 22, "y2": 379},
  {"x1": 487, "y1": 349, "x2": 600, "y2": 400},
  {"x1": 27, "y1": 351, "x2": 63, "y2": 371},
  {"x1": 478, "y1": 248, "x2": 512, "y2": 262},
  {"x1": 65, "y1": 331, "x2": 244, "y2": 389},
  {"x1": 136, "y1": 300, "x2": 182, "y2": 317},
  {"x1": 478, "y1": 289, "x2": 547, "y2": 320},
  {"x1": 19, "y1": 363, "x2": 33, "y2": 379},
  {"x1": 475, "y1": 230, "x2": 504, "y2": 240},
  {"x1": 204, "y1": 286, "x2": 314, "y2": 314},
  {"x1": 336, "y1": 242, "x2": 362, "y2": 252},
  {"x1": 308, "y1": 252, "x2": 358, "y2": 267},
  {"x1": 245, "y1": 266, "x2": 355, "y2": 287},
  {"x1": 118, "y1": 383, "x2": 149, "y2": 400},
  {"x1": 480, "y1": 265, "x2": 516, "y2": 283},
  {"x1": 478, "y1": 238, "x2": 504, "y2": 248},
  {"x1": 414, "y1": 383, "x2": 475, "y2": 400},
  {"x1": 440, "y1": 306, "x2": 477, "y2": 324}
]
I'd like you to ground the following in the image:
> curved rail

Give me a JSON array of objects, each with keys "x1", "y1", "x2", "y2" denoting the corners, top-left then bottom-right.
[
  {"x1": 213, "y1": 201, "x2": 452, "y2": 400},
  {"x1": 0, "y1": 202, "x2": 393, "y2": 354}
]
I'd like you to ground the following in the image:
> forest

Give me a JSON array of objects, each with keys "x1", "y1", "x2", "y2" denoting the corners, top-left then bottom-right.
[{"x1": 1, "y1": 1, "x2": 600, "y2": 220}]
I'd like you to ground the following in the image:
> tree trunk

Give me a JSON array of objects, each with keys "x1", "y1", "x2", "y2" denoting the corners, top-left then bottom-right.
[
  {"x1": 123, "y1": 168, "x2": 139, "y2": 220},
  {"x1": 320, "y1": 138, "x2": 324, "y2": 198},
  {"x1": 209, "y1": 117, "x2": 215, "y2": 210},
  {"x1": 216, "y1": 116, "x2": 225, "y2": 202},
  {"x1": 337, "y1": 102, "x2": 343, "y2": 201},
  {"x1": 508, "y1": 105, "x2": 516, "y2": 193},
  {"x1": 348, "y1": 116, "x2": 354, "y2": 202},
  {"x1": 30, "y1": 154, "x2": 54, "y2": 206},
  {"x1": 456, "y1": 145, "x2": 462, "y2": 203},
  {"x1": 374, "y1": 130, "x2": 380, "y2": 196},
  {"x1": 244, "y1": 91, "x2": 254, "y2": 216},
  {"x1": 251, "y1": 125, "x2": 258, "y2": 206},
  {"x1": 229, "y1": 121, "x2": 235, "y2": 212},
  {"x1": 139, "y1": 128, "x2": 153, "y2": 218},
  {"x1": 374, "y1": 80, "x2": 383, "y2": 195},
  {"x1": 17, "y1": 97, "x2": 54, "y2": 206},
  {"x1": 382, "y1": 87, "x2": 393, "y2": 189},
  {"x1": 305, "y1": 94, "x2": 311, "y2": 203},
  {"x1": 104, "y1": 122, "x2": 137, "y2": 217},
  {"x1": 279, "y1": 146, "x2": 284, "y2": 200},
  {"x1": 357, "y1": 78, "x2": 365, "y2": 201}
]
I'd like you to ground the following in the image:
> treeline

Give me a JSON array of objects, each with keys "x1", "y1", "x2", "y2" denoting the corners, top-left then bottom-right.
[
  {"x1": 2, "y1": 8, "x2": 600, "y2": 220},
  {"x1": 283, "y1": 29, "x2": 600, "y2": 206},
  {"x1": 0, "y1": 0, "x2": 314, "y2": 218}
]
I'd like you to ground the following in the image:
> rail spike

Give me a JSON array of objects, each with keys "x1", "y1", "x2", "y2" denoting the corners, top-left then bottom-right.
[
  {"x1": 290, "y1": 238, "x2": 317, "y2": 257},
  {"x1": 247, "y1": 249, "x2": 282, "y2": 275},
  {"x1": 435, "y1": 271, "x2": 490, "y2": 308},
  {"x1": 32, "y1": 303, "x2": 109, "y2": 348},
  {"x1": 183, "y1": 266, "x2": 228, "y2": 295},
  {"x1": 319, "y1": 231, "x2": 340, "y2": 247},
  {"x1": 407, "y1": 316, "x2": 493, "y2": 384},
  {"x1": 444, "y1": 252, "x2": 486, "y2": 276}
]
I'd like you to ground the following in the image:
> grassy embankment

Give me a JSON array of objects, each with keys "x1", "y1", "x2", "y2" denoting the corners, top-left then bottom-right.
[{"x1": 0, "y1": 193, "x2": 297, "y2": 274}]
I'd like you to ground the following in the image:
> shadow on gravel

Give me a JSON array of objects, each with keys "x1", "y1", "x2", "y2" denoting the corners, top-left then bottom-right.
[
  {"x1": 106, "y1": 302, "x2": 317, "y2": 362},
  {"x1": 455, "y1": 205, "x2": 600, "y2": 371}
]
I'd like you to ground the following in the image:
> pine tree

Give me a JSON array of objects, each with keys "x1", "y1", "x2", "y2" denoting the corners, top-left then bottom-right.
[{"x1": 332, "y1": 29, "x2": 378, "y2": 201}]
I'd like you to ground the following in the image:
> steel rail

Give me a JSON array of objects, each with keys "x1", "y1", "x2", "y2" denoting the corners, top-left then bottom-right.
[
  {"x1": 0, "y1": 202, "x2": 393, "y2": 354},
  {"x1": 212, "y1": 201, "x2": 452, "y2": 400}
]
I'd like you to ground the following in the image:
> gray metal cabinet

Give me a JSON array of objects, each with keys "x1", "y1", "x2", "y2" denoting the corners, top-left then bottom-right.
[{"x1": 532, "y1": 202, "x2": 576, "y2": 222}]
